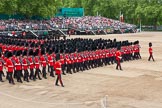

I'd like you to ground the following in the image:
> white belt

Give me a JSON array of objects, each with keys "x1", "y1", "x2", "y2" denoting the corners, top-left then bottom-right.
[
  {"x1": 15, "y1": 63, "x2": 21, "y2": 65},
  {"x1": 8, "y1": 66, "x2": 14, "y2": 67},
  {"x1": 30, "y1": 63, "x2": 33, "y2": 65},
  {"x1": 35, "y1": 63, "x2": 39, "y2": 64},
  {"x1": 23, "y1": 64, "x2": 28, "y2": 66}
]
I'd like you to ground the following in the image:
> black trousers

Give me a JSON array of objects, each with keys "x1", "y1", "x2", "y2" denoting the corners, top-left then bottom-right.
[
  {"x1": 30, "y1": 68, "x2": 35, "y2": 80},
  {"x1": 35, "y1": 68, "x2": 42, "y2": 80},
  {"x1": 48, "y1": 65, "x2": 50, "y2": 73},
  {"x1": 8, "y1": 72, "x2": 14, "y2": 84},
  {"x1": 66, "y1": 64, "x2": 72, "y2": 74},
  {"x1": 50, "y1": 66, "x2": 54, "y2": 77},
  {"x1": 61, "y1": 64, "x2": 66, "y2": 74},
  {"x1": 24, "y1": 70, "x2": 29, "y2": 81},
  {"x1": 148, "y1": 54, "x2": 154, "y2": 61},
  {"x1": 20, "y1": 70, "x2": 23, "y2": 77},
  {"x1": 2, "y1": 71, "x2": 5, "y2": 77},
  {"x1": 42, "y1": 67, "x2": 47, "y2": 78},
  {"x1": 116, "y1": 60, "x2": 122, "y2": 70},
  {"x1": 14, "y1": 70, "x2": 17, "y2": 78},
  {"x1": 16, "y1": 70, "x2": 22, "y2": 82},
  {"x1": 55, "y1": 74, "x2": 64, "y2": 86},
  {"x1": 0, "y1": 71, "x2": 3, "y2": 81},
  {"x1": 137, "y1": 52, "x2": 141, "y2": 59}
]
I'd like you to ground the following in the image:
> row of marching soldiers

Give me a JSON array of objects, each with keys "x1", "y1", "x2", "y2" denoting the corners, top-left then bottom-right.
[
  {"x1": 0, "y1": 48, "x2": 64, "y2": 87},
  {"x1": 0, "y1": 40, "x2": 141, "y2": 85}
]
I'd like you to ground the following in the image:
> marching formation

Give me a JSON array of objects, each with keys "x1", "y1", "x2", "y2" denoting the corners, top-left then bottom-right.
[{"x1": 0, "y1": 36, "x2": 141, "y2": 86}]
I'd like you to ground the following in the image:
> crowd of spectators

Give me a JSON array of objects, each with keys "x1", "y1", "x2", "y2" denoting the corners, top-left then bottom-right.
[
  {"x1": 0, "y1": 20, "x2": 50, "y2": 31},
  {"x1": 51, "y1": 16, "x2": 136, "y2": 31},
  {"x1": 0, "y1": 16, "x2": 136, "y2": 33}
]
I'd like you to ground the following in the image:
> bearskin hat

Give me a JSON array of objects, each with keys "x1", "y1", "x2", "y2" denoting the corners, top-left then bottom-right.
[
  {"x1": 22, "y1": 50, "x2": 27, "y2": 56},
  {"x1": 28, "y1": 49, "x2": 33, "y2": 56},
  {"x1": 56, "y1": 53, "x2": 60, "y2": 61},
  {"x1": 34, "y1": 50, "x2": 38, "y2": 56},
  {"x1": 7, "y1": 51, "x2": 12, "y2": 58},
  {"x1": 41, "y1": 48, "x2": 45, "y2": 55},
  {"x1": 149, "y1": 42, "x2": 152, "y2": 47},
  {"x1": 117, "y1": 45, "x2": 121, "y2": 50}
]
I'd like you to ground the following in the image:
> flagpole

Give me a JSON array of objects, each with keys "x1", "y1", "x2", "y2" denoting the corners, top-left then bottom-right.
[
  {"x1": 140, "y1": 19, "x2": 141, "y2": 32},
  {"x1": 119, "y1": 11, "x2": 121, "y2": 21}
]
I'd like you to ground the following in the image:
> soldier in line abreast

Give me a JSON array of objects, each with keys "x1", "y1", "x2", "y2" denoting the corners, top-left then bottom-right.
[
  {"x1": 60, "y1": 53, "x2": 66, "y2": 75},
  {"x1": 15, "y1": 51, "x2": 23, "y2": 83},
  {"x1": 48, "y1": 49, "x2": 55, "y2": 77},
  {"x1": 0, "y1": 52, "x2": 4, "y2": 82},
  {"x1": 5, "y1": 52, "x2": 15, "y2": 85},
  {"x1": 28, "y1": 49, "x2": 36, "y2": 81},
  {"x1": 133, "y1": 40, "x2": 141, "y2": 60},
  {"x1": 34, "y1": 49, "x2": 42, "y2": 80},
  {"x1": 65, "y1": 53, "x2": 72, "y2": 74},
  {"x1": 22, "y1": 50, "x2": 29, "y2": 82},
  {"x1": 40, "y1": 48, "x2": 47, "y2": 79}
]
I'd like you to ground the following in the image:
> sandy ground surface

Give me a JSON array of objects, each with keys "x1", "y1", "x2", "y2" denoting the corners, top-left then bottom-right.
[{"x1": 0, "y1": 32, "x2": 162, "y2": 108}]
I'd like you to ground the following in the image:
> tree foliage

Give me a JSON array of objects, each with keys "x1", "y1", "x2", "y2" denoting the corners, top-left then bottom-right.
[
  {"x1": 59, "y1": 0, "x2": 162, "y2": 26},
  {"x1": 0, "y1": 0, "x2": 162, "y2": 26},
  {"x1": 0, "y1": 0, "x2": 58, "y2": 18}
]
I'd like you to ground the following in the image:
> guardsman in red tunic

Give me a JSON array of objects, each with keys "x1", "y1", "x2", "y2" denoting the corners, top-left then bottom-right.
[
  {"x1": 116, "y1": 46, "x2": 122, "y2": 70},
  {"x1": 6, "y1": 52, "x2": 15, "y2": 85},
  {"x1": 66, "y1": 54, "x2": 72, "y2": 74},
  {"x1": 54, "y1": 53, "x2": 64, "y2": 87},
  {"x1": 22, "y1": 50, "x2": 29, "y2": 82},
  {"x1": 11, "y1": 53, "x2": 16, "y2": 78},
  {"x1": 148, "y1": 42, "x2": 155, "y2": 61},
  {"x1": 48, "y1": 50, "x2": 54, "y2": 77},
  {"x1": 15, "y1": 51, "x2": 23, "y2": 83},
  {"x1": 60, "y1": 53, "x2": 66, "y2": 75},
  {"x1": 136, "y1": 41, "x2": 141, "y2": 59},
  {"x1": 0, "y1": 52, "x2": 4, "y2": 82},
  {"x1": 28, "y1": 49, "x2": 35, "y2": 81},
  {"x1": 40, "y1": 48, "x2": 47, "y2": 79},
  {"x1": 34, "y1": 49, "x2": 42, "y2": 80}
]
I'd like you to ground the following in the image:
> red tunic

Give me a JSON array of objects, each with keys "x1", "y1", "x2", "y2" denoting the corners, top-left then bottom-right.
[
  {"x1": 54, "y1": 61, "x2": 62, "y2": 75},
  {"x1": 116, "y1": 51, "x2": 121, "y2": 61},
  {"x1": 22, "y1": 58, "x2": 28, "y2": 70},
  {"x1": 28, "y1": 57, "x2": 34, "y2": 69},
  {"x1": 15, "y1": 58, "x2": 22, "y2": 70},
  {"x1": 6, "y1": 59, "x2": 14, "y2": 73},
  {"x1": 34, "y1": 57, "x2": 40, "y2": 69},
  {"x1": 149, "y1": 47, "x2": 152, "y2": 54},
  {"x1": 0, "y1": 61, "x2": 3, "y2": 71},
  {"x1": 60, "y1": 55, "x2": 65, "y2": 65},
  {"x1": 48, "y1": 55, "x2": 53, "y2": 66},
  {"x1": 40, "y1": 55, "x2": 46, "y2": 67}
]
